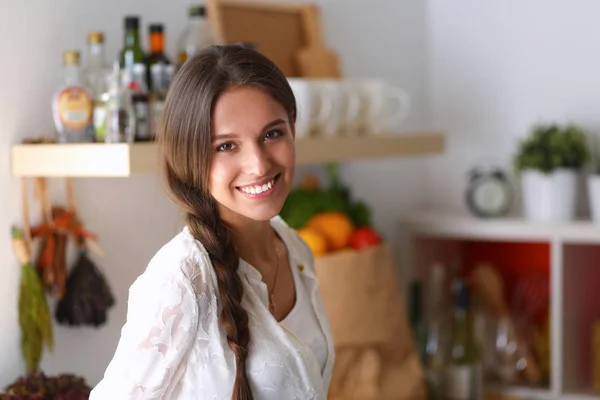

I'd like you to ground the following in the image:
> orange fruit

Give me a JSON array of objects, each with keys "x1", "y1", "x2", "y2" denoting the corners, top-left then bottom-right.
[
  {"x1": 306, "y1": 212, "x2": 354, "y2": 251},
  {"x1": 297, "y1": 227, "x2": 328, "y2": 256}
]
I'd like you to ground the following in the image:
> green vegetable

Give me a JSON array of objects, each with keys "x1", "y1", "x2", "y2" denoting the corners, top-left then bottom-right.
[
  {"x1": 279, "y1": 188, "x2": 347, "y2": 229},
  {"x1": 327, "y1": 163, "x2": 351, "y2": 204},
  {"x1": 280, "y1": 164, "x2": 372, "y2": 228},
  {"x1": 348, "y1": 200, "x2": 371, "y2": 227},
  {"x1": 12, "y1": 227, "x2": 54, "y2": 374}
]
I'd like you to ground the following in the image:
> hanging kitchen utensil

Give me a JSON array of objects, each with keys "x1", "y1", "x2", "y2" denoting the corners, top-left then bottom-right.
[
  {"x1": 12, "y1": 178, "x2": 54, "y2": 374},
  {"x1": 295, "y1": 4, "x2": 341, "y2": 78}
]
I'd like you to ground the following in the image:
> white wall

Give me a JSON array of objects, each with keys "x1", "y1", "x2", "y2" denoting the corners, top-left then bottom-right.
[
  {"x1": 0, "y1": 0, "x2": 192, "y2": 387},
  {"x1": 0, "y1": 0, "x2": 429, "y2": 388},
  {"x1": 424, "y1": 0, "x2": 600, "y2": 216}
]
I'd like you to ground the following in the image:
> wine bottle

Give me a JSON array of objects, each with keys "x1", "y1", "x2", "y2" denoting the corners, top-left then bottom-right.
[
  {"x1": 444, "y1": 280, "x2": 482, "y2": 400},
  {"x1": 120, "y1": 16, "x2": 145, "y2": 70},
  {"x1": 425, "y1": 263, "x2": 449, "y2": 400},
  {"x1": 409, "y1": 280, "x2": 437, "y2": 399}
]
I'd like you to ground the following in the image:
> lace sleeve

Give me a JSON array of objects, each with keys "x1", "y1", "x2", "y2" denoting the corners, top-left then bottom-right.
[{"x1": 90, "y1": 266, "x2": 199, "y2": 399}]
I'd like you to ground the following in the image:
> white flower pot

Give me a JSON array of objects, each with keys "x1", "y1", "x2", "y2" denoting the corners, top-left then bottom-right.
[
  {"x1": 521, "y1": 168, "x2": 578, "y2": 222},
  {"x1": 588, "y1": 175, "x2": 600, "y2": 223}
]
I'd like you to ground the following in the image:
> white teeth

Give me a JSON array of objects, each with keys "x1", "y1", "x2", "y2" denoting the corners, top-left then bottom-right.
[{"x1": 240, "y1": 178, "x2": 276, "y2": 195}]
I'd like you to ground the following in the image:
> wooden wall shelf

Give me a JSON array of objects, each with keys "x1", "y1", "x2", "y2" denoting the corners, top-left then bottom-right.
[{"x1": 11, "y1": 132, "x2": 445, "y2": 178}]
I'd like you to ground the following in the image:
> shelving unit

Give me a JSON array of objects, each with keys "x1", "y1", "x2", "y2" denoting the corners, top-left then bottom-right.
[
  {"x1": 10, "y1": 132, "x2": 445, "y2": 178},
  {"x1": 563, "y1": 391, "x2": 600, "y2": 400},
  {"x1": 400, "y1": 211, "x2": 600, "y2": 400},
  {"x1": 484, "y1": 384, "x2": 554, "y2": 400}
]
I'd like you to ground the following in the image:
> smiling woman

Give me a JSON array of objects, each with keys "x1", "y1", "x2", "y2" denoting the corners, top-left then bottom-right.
[
  {"x1": 209, "y1": 87, "x2": 296, "y2": 223},
  {"x1": 89, "y1": 44, "x2": 335, "y2": 400}
]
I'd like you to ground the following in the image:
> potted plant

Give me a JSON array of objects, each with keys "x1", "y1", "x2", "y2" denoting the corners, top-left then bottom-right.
[{"x1": 513, "y1": 123, "x2": 590, "y2": 222}]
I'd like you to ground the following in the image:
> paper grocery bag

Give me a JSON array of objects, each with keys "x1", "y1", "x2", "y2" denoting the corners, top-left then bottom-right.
[
  {"x1": 313, "y1": 242, "x2": 410, "y2": 347},
  {"x1": 314, "y1": 242, "x2": 425, "y2": 399}
]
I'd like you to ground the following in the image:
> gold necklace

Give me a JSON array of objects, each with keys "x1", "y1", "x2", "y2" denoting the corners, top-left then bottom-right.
[{"x1": 269, "y1": 242, "x2": 281, "y2": 315}]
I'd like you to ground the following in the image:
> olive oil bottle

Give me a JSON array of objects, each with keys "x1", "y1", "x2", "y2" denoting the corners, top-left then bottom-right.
[{"x1": 444, "y1": 280, "x2": 482, "y2": 400}]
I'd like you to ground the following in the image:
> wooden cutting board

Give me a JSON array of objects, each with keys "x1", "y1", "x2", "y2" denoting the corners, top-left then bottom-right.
[
  {"x1": 205, "y1": 0, "x2": 341, "y2": 78},
  {"x1": 295, "y1": 4, "x2": 341, "y2": 78},
  {"x1": 206, "y1": 0, "x2": 312, "y2": 77}
]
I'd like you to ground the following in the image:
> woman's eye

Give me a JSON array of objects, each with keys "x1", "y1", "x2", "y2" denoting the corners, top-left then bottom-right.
[
  {"x1": 264, "y1": 129, "x2": 284, "y2": 140},
  {"x1": 216, "y1": 142, "x2": 236, "y2": 152}
]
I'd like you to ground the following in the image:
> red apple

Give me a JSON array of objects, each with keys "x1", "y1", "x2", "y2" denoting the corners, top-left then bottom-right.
[{"x1": 349, "y1": 227, "x2": 382, "y2": 250}]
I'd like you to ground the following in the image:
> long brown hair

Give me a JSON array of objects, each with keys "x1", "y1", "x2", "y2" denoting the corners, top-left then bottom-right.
[{"x1": 157, "y1": 45, "x2": 296, "y2": 399}]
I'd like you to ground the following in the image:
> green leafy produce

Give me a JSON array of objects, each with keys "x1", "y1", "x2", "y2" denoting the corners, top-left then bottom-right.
[
  {"x1": 279, "y1": 187, "x2": 347, "y2": 229},
  {"x1": 347, "y1": 200, "x2": 371, "y2": 227},
  {"x1": 12, "y1": 227, "x2": 54, "y2": 375},
  {"x1": 280, "y1": 163, "x2": 373, "y2": 229}
]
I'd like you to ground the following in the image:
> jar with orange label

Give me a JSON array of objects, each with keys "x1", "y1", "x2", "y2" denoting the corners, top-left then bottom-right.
[{"x1": 52, "y1": 51, "x2": 95, "y2": 143}]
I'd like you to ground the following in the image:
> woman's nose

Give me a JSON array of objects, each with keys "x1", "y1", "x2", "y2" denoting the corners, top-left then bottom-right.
[{"x1": 242, "y1": 144, "x2": 272, "y2": 177}]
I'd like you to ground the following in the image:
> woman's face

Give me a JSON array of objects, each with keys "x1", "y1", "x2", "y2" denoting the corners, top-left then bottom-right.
[{"x1": 209, "y1": 85, "x2": 296, "y2": 224}]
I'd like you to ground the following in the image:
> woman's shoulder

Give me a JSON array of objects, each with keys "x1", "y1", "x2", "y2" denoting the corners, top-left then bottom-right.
[{"x1": 132, "y1": 226, "x2": 216, "y2": 295}]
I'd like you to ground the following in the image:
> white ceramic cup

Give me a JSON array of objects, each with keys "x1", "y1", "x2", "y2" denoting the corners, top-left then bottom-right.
[
  {"x1": 287, "y1": 78, "x2": 334, "y2": 138},
  {"x1": 361, "y1": 80, "x2": 411, "y2": 134},
  {"x1": 337, "y1": 80, "x2": 366, "y2": 135},
  {"x1": 314, "y1": 79, "x2": 361, "y2": 137}
]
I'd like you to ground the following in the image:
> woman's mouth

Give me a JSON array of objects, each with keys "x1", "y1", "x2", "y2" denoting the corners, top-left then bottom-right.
[{"x1": 236, "y1": 173, "x2": 281, "y2": 198}]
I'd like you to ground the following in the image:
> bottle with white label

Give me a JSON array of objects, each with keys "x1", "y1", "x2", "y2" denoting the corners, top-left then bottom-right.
[
  {"x1": 52, "y1": 51, "x2": 95, "y2": 143},
  {"x1": 444, "y1": 280, "x2": 482, "y2": 400},
  {"x1": 149, "y1": 63, "x2": 166, "y2": 139},
  {"x1": 104, "y1": 62, "x2": 136, "y2": 143},
  {"x1": 129, "y1": 64, "x2": 151, "y2": 141}
]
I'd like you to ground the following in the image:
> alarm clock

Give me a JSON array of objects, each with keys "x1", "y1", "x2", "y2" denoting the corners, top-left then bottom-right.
[{"x1": 465, "y1": 167, "x2": 513, "y2": 218}]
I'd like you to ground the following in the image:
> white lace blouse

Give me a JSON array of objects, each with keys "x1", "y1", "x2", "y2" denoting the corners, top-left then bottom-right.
[
  {"x1": 279, "y1": 257, "x2": 329, "y2": 373},
  {"x1": 90, "y1": 216, "x2": 335, "y2": 400}
]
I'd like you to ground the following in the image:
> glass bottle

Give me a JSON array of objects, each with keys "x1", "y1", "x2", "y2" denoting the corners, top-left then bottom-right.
[
  {"x1": 130, "y1": 64, "x2": 151, "y2": 141},
  {"x1": 177, "y1": 4, "x2": 213, "y2": 67},
  {"x1": 150, "y1": 63, "x2": 170, "y2": 140},
  {"x1": 425, "y1": 263, "x2": 449, "y2": 400},
  {"x1": 120, "y1": 16, "x2": 145, "y2": 71},
  {"x1": 164, "y1": 64, "x2": 176, "y2": 90},
  {"x1": 409, "y1": 280, "x2": 434, "y2": 399},
  {"x1": 85, "y1": 31, "x2": 108, "y2": 97},
  {"x1": 85, "y1": 31, "x2": 110, "y2": 142},
  {"x1": 146, "y1": 24, "x2": 171, "y2": 92},
  {"x1": 444, "y1": 280, "x2": 483, "y2": 400},
  {"x1": 52, "y1": 51, "x2": 95, "y2": 143},
  {"x1": 104, "y1": 63, "x2": 136, "y2": 143}
]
